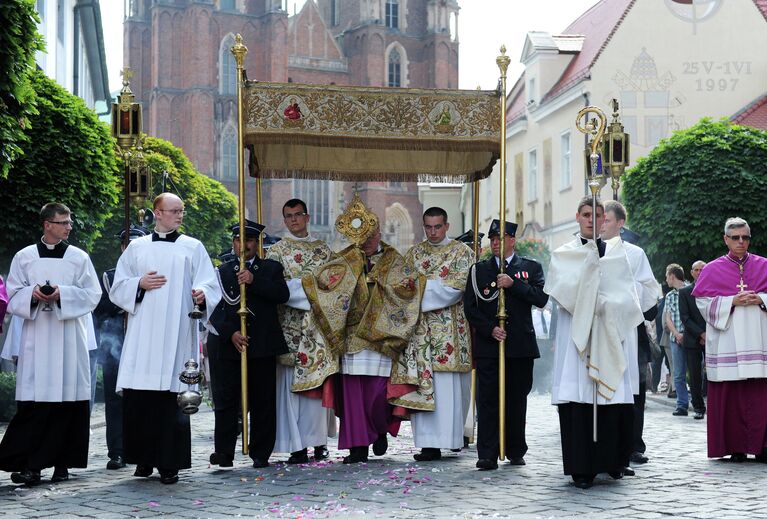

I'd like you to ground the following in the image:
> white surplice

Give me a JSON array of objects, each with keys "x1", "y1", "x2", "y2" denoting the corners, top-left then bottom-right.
[
  {"x1": 6, "y1": 244, "x2": 101, "y2": 402},
  {"x1": 696, "y1": 294, "x2": 767, "y2": 381},
  {"x1": 110, "y1": 234, "x2": 221, "y2": 393},
  {"x1": 547, "y1": 237, "x2": 644, "y2": 405}
]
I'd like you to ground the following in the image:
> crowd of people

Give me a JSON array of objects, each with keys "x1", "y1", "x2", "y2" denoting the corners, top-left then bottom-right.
[{"x1": 0, "y1": 195, "x2": 765, "y2": 491}]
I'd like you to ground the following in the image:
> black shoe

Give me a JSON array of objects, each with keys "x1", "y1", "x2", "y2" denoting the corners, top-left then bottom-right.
[
  {"x1": 209, "y1": 452, "x2": 234, "y2": 468},
  {"x1": 622, "y1": 466, "x2": 635, "y2": 477},
  {"x1": 252, "y1": 458, "x2": 270, "y2": 468},
  {"x1": 287, "y1": 449, "x2": 309, "y2": 464},
  {"x1": 476, "y1": 458, "x2": 498, "y2": 470},
  {"x1": 134, "y1": 465, "x2": 153, "y2": 477},
  {"x1": 693, "y1": 410, "x2": 705, "y2": 420},
  {"x1": 507, "y1": 457, "x2": 526, "y2": 466},
  {"x1": 343, "y1": 446, "x2": 369, "y2": 464},
  {"x1": 372, "y1": 434, "x2": 388, "y2": 456},
  {"x1": 629, "y1": 451, "x2": 648, "y2": 464},
  {"x1": 413, "y1": 447, "x2": 442, "y2": 462},
  {"x1": 11, "y1": 469, "x2": 41, "y2": 486},
  {"x1": 667, "y1": 390, "x2": 677, "y2": 398},
  {"x1": 159, "y1": 470, "x2": 178, "y2": 484},
  {"x1": 313, "y1": 445, "x2": 329, "y2": 461},
  {"x1": 730, "y1": 452, "x2": 747, "y2": 462},
  {"x1": 572, "y1": 475, "x2": 593, "y2": 489},
  {"x1": 608, "y1": 470, "x2": 624, "y2": 480},
  {"x1": 106, "y1": 456, "x2": 126, "y2": 470},
  {"x1": 51, "y1": 467, "x2": 69, "y2": 483},
  {"x1": 672, "y1": 408, "x2": 688, "y2": 416}
]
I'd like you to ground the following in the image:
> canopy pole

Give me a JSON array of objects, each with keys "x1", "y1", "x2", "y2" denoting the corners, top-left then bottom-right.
[
  {"x1": 466, "y1": 179, "x2": 481, "y2": 445},
  {"x1": 232, "y1": 34, "x2": 250, "y2": 455},
  {"x1": 496, "y1": 46, "x2": 510, "y2": 462}
]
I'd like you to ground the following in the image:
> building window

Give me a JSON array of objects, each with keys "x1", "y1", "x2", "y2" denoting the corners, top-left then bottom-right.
[
  {"x1": 219, "y1": 0, "x2": 236, "y2": 11},
  {"x1": 526, "y1": 77, "x2": 536, "y2": 105},
  {"x1": 388, "y1": 48, "x2": 401, "y2": 87},
  {"x1": 293, "y1": 180, "x2": 330, "y2": 227},
  {"x1": 560, "y1": 132, "x2": 571, "y2": 189},
  {"x1": 221, "y1": 126, "x2": 237, "y2": 180},
  {"x1": 386, "y1": 0, "x2": 399, "y2": 29},
  {"x1": 219, "y1": 35, "x2": 236, "y2": 95},
  {"x1": 528, "y1": 149, "x2": 538, "y2": 201},
  {"x1": 330, "y1": 0, "x2": 339, "y2": 26}
]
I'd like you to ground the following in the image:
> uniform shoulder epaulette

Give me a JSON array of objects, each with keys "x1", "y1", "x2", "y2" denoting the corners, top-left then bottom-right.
[{"x1": 518, "y1": 255, "x2": 541, "y2": 265}]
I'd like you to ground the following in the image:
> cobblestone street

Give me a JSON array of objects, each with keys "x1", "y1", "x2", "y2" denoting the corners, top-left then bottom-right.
[{"x1": 1, "y1": 393, "x2": 765, "y2": 518}]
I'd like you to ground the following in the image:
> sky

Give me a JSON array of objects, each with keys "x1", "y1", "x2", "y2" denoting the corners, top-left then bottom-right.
[{"x1": 99, "y1": 0, "x2": 599, "y2": 94}]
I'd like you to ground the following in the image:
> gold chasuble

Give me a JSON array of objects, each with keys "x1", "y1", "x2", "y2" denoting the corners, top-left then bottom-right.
[
  {"x1": 266, "y1": 237, "x2": 338, "y2": 392},
  {"x1": 303, "y1": 243, "x2": 424, "y2": 360},
  {"x1": 390, "y1": 240, "x2": 474, "y2": 412}
]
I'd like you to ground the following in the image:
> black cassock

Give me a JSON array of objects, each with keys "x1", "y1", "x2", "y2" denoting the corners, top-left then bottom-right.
[
  {"x1": 207, "y1": 256, "x2": 289, "y2": 463},
  {"x1": 463, "y1": 254, "x2": 548, "y2": 461}
]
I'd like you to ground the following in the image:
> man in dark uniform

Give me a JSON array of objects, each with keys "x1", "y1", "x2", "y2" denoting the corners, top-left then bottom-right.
[
  {"x1": 208, "y1": 220, "x2": 289, "y2": 469},
  {"x1": 93, "y1": 224, "x2": 149, "y2": 470},
  {"x1": 463, "y1": 220, "x2": 548, "y2": 470}
]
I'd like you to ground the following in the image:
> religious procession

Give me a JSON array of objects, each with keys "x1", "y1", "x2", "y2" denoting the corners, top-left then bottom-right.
[{"x1": 2, "y1": 4, "x2": 767, "y2": 514}]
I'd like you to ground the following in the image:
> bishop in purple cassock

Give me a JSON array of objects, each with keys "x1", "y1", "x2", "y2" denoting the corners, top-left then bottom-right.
[{"x1": 692, "y1": 217, "x2": 767, "y2": 462}]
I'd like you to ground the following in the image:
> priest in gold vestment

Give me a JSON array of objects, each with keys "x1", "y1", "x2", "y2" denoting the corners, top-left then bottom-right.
[{"x1": 390, "y1": 207, "x2": 474, "y2": 462}]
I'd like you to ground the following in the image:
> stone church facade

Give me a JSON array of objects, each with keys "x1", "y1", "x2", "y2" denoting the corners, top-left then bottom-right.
[{"x1": 124, "y1": 0, "x2": 460, "y2": 248}]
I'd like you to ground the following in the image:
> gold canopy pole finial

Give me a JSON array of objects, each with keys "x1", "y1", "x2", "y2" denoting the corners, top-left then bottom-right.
[
  {"x1": 231, "y1": 33, "x2": 250, "y2": 455},
  {"x1": 575, "y1": 104, "x2": 607, "y2": 443},
  {"x1": 496, "y1": 45, "x2": 510, "y2": 462}
]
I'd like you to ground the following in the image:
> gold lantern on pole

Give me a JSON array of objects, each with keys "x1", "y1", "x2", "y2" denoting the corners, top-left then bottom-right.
[
  {"x1": 603, "y1": 99, "x2": 630, "y2": 200},
  {"x1": 112, "y1": 67, "x2": 151, "y2": 244}
]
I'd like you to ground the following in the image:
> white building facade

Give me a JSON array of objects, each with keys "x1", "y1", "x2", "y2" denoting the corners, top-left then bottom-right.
[
  {"x1": 34, "y1": 0, "x2": 110, "y2": 113},
  {"x1": 462, "y1": 0, "x2": 767, "y2": 250}
]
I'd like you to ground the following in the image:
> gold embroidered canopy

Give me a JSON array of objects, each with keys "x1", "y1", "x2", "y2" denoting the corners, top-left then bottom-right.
[{"x1": 243, "y1": 82, "x2": 501, "y2": 183}]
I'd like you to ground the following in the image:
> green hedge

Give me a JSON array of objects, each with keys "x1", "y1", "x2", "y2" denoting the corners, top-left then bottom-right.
[
  {"x1": 0, "y1": 0, "x2": 45, "y2": 179},
  {"x1": 623, "y1": 118, "x2": 767, "y2": 279},
  {"x1": 0, "y1": 371, "x2": 17, "y2": 422}
]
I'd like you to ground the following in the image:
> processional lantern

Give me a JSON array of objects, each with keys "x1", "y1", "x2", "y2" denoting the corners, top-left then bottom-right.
[
  {"x1": 111, "y1": 68, "x2": 151, "y2": 229},
  {"x1": 578, "y1": 99, "x2": 630, "y2": 200},
  {"x1": 603, "y1": 99, "x2": 630, "y2": 198},
  {"x1": 112, "y1": 68, "x2": 142, "y2": 151}
]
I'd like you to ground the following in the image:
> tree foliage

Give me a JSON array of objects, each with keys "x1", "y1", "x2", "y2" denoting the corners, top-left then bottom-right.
[
  {"x1": 89, "y1": 136, "x2": 238, "y2": 273},
  {"x1": 623, "y1": 118, "x2": 767, "y2": 279},
  {"x1": 0, "y1": 70, "x2": 119, "y2": 272},
  {"x1": 0, "y1": 0, "x2": 45, "y2": 179}
]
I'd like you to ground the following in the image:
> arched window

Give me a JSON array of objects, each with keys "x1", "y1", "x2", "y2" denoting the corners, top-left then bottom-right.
[
  {"x1": 330, "y1": 0, "x2": 339, "y2": 26},
  {"x1": 385, "y1": 0, "x2": 399, "y2": 29},
  {"x1": 220, "y1": 125, "x2": 237, "y2": 180},
  {"x1": 219, "y1": 34, "x2": 236, "y2": 95},
  {"x1": 388, "y1": 48, "x2": 401, "y2": 87},
  {"x1": 293, "y1": 180, "x2": 330, "y2": 228}
]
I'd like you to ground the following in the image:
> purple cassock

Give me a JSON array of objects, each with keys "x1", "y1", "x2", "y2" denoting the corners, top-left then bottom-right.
[
  {"x1": 692, "y1": 252, "x2": 767, "y2": 459},
  {"x1": 337, "y1": 375, "x2": 399, "y2": 450}
]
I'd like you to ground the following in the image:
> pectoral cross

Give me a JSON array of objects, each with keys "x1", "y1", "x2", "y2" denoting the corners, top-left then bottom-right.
[{"x1": 737, "y1": 264, "x2": 748, "y2": 293}]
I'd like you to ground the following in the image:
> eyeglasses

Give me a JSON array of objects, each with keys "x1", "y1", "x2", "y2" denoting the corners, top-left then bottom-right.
[
  {"x1": 48, "y1": 220, "x2": 73, "y2": 227},
  {"x1": 727, "y1": 234, "x2": 751, "y2": 242},
  {"x1": 158, "y1": 209, "x2": 186, "y2": 216},
  {"x1": 284, "y1": 212, "x2": 307, "y2": 220}
]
